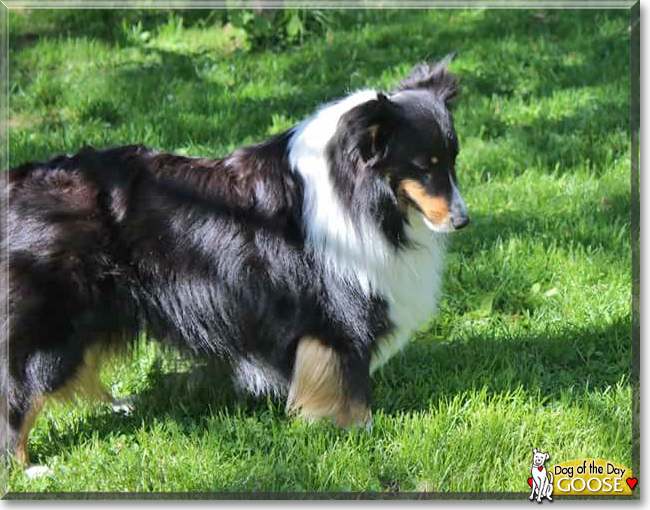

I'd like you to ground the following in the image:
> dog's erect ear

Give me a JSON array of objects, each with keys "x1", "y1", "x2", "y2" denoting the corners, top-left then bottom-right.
[
  {"x1": 398, "y1": 54, "x2": 460, "y2": 103},
  {"x1": 532, "y1": 448, "x2": 538, "y2": 454},
  {"x1": 341, "y1": 92, "x2": 401, "y2": 167}
]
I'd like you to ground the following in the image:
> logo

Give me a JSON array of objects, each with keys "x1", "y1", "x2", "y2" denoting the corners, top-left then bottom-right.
[
  {"x1": 526, "y1": 449, "x2": 636, "y2": 499},
  {"x1": 528, "y1": 448, "x2": 554, "y2": 502}
]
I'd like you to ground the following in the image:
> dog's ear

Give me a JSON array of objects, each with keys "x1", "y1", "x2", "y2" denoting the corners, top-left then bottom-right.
[
  {"x1": 341, "y1": 92, "x2": 401, "y2": 168},
  {"x1": 532, "y1": 448, "x2": 538, "y2": 454},
  {"x1": 545, "y1": 453, "x2": 550, "y2": 461},
  {"x1": 398, "y1": 54, "x2": 460, "y2": 103}
]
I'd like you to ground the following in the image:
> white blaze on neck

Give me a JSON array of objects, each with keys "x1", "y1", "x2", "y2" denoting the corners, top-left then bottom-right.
[
  {"x1": 288, "y1": 89, "x2": 392, "y2": 294},
  {"x1": 288, "y1": 90, "x2": 447, "y2": 371}
]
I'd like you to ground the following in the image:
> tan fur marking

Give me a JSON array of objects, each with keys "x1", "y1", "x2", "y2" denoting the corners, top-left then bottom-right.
[
  {"x1": 287, "y1": 337, "x2": 370, "y2": 428},
  {"x1": 49, "y1": 347, "x2": 113, "y2": 403},
  {"x1": 398, "y1": 179, "x2": 450, "y2": 225},
  {"x1": 14, "y1": 397, "x2": 44, "y2": 465},
  {"x1": 13, "y1": 347, "x2": 117, "y2": 465}
]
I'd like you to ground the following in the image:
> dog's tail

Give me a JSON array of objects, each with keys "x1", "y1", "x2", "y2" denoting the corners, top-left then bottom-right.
[{"x1": 548, "y1": 471, "x2": 554, "y2": 486}]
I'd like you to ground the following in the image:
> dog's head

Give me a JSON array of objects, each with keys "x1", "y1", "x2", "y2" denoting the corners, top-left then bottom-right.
[
  {"x1": 532, "y1": 448, "x2": 550, "y2": 468},
  {"x1": 336, "y1": 57, "x2": 468, "y2": 233}
]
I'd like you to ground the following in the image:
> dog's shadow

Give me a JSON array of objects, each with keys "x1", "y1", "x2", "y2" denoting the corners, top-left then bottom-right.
[
  {"x1": 31, "y1": 359, "x2": 285, "y2": 462},
  {"x1": 31, "y1": 314, "x2": 629, "y2": 463}
]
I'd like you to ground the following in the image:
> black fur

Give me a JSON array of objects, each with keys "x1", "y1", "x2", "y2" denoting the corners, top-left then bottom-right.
[{"x1": 398, "y1": 54, "x2": 460, "y2": 102}]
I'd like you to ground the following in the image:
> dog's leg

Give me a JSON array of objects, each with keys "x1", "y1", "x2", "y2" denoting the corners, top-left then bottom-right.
[
  {"x1": 286, "y1": 336, "x2": 371, "y2": 428},
  {"x1": 12, "y1": 397, "x2": 43, "y2": 466},
  {"x1": 110, "y1": 396, "x2": 135, "y2": 415},
  {"x1": 95, "y1": 384, "x2": 134, "y2": 415},
  {"x1": 90, "y1": 369, "x2": 134, "y2": 415},
  {"x1": 54, "y1": 347, "x2": 134, "y2": 415},
  {"x1": 529, "y1": 478, "x2": 536, "y2": 500},
  {"x1": 541, "y1": 475, "x2": 553, "y2": 501},
  {"x1": 546, "y1": 485, "x2": 553, "y2": 501},
  {"x1": 9, "y1": 397, "x2": 52, "y2": 479},
  {"x1": 537, "y1": 478, "x2": 544, "y2": 503}
]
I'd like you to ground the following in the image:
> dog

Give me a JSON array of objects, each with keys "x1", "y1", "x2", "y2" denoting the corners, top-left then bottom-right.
[
  {"x1": 0, "y1": 57, "x2": 468, "y2": 474},
  {"x1": 530, "y1": 448, "x2": 554, "y2": 502}
]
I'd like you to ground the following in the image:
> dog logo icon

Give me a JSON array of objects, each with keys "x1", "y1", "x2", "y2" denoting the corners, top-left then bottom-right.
[{"x1": 528, "y1": 448, "x2": 554, "y2": 502}]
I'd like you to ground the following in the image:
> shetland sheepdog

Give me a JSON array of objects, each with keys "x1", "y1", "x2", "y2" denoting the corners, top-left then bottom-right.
[{"x1": 1, "y1": 58, "x2": 468, "y2": 473}]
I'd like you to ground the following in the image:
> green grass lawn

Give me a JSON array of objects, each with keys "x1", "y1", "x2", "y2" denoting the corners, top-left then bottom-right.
[{"x1": 5, "y1": 8, "x2": 633, "y2": 494}]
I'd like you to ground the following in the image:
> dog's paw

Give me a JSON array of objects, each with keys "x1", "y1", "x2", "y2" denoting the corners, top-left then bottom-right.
[
  {"x1": 546, "y1": 496, "x2": 553, "y2": 502},
  {"x1": 24, "y1": 464, "x2": 52, "y2": 479},
  {"x1": 529, "y1": 495, "x2": 534, "y2": 500},
  {"x1": 111, "y1": 396, "x2": 135, "y2": 415}
]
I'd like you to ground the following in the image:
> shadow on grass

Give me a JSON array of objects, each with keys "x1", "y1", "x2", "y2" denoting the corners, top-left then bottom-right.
[
  {"x1": 29, "y1": 314, "x2": 630, "y2": 464},
  {"x1": 276, "y1": 10, "x2": 629, "y2": 96},
  {"x1": 9, "y1": 10, "x2": 223, "y2": 50},
  {"x1": 10, "y1": 10, "x2": 630, "y2": 162},
  {"x1": 375, "y1": 317, "x2": 630, "y2": 415},
  {"x1": 31, "y1": 360, "x2": 287, "y2": 463}
]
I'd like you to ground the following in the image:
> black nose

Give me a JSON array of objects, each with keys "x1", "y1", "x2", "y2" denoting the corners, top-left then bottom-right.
[{"x1": 452, "y1": 215, "x2": 470, "y2": 230}]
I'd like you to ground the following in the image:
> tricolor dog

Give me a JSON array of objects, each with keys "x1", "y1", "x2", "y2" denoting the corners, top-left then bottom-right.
[{"x1": 1, "y1": 57, "x2": 468, "y2": 474}]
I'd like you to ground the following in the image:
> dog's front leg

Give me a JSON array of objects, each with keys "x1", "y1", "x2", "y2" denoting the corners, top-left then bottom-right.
[
  {"x1": 536, "y1": 478, "x2": 546, "y2": 503},
  {"x1": 286, "y1": 336, "x2": 372, "y2": 428}
]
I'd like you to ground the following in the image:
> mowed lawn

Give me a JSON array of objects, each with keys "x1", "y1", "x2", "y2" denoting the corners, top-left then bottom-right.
[{"x1": 5, "y1": 9, "x2": 632, "y2": 493}]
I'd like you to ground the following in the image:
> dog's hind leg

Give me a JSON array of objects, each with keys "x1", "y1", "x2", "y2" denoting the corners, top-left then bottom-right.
[
  {"x1": 5, "y1": 347, "x2": 82, "y2": 477},
  {"x1": 10, "y1": 397, "x2": 53, "y2": 479},
  {"x1": 6, "y1": 346, "x2": 122, "y2": 477},
  {"x1": 3, "y1": 369, "x2": 52, "y2": 478},
  {"x1": 63, "y1": 362, "x2": 134, "y2": 415},
  {"x1": 10, "y1": 396, "x2": 43, "y2": 467},
  {"x1": 70, "y1": 347, "x2": 134, "y2": 415},
  {"x1": 5, "y1": 312, "x2": 88, "y2": 475},
  {"x1": 286, "y1": 336, "x2": 372, "y2": 428}
]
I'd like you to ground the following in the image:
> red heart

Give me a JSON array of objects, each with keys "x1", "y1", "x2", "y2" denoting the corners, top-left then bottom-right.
[
  {"x1": 528, "y1": 478, "x2": 533, "y2": 487},
  {"x1": 626, "y1": 478, "x2": 637, "y2": 490},
  {"x1": 538, "y1": 466, "x2": 543, "y2": 471}
]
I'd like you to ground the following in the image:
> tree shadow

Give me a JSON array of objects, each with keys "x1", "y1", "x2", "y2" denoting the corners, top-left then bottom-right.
[
  {"x1": 9, "y1": 10, "x2": 630, "y2": 171},
  {"x1": 439, "y1": 186, "x2": 630, "y2": 321},
  {"x1": 460, "y1": 95, "x2": 630, "y2": 180},
  {"x1": 453, "y1": 9, "x2": 630, "y2": 97},
  {"x1": 374, "y1": 317, "x2": 631, "y2": 417},
  {"x1": 276, "y1": 9, "x2": 629, "y2": 97},
  {"x1": 9, "y1": 9, "x2": 222, "y2": 50}
]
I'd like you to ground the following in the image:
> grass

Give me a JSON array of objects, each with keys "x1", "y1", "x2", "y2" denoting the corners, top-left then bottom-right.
[{"x1": 5, "y1": 9, "x2": 633, "y2": 494}]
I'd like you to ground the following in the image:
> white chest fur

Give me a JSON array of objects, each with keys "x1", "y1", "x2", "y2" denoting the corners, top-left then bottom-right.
[{"x1": 370, "y1": 216, "x2": 446, "y2": 371}]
